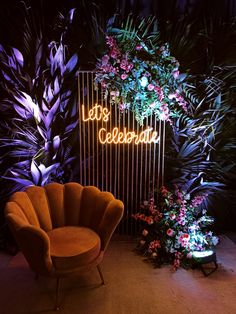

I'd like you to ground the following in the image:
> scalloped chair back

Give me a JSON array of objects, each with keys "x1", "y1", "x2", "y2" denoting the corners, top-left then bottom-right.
[{"x1": 5, "y1": 182, "x2": 124, "y2": 309}]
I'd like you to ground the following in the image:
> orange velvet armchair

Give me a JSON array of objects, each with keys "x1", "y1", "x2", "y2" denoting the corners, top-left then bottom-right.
[{"x1": 5, "y1": 182, "x2": 124, "y2": 310}]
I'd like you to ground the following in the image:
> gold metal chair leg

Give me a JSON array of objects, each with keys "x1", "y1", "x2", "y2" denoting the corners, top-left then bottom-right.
[
  {"x1": 55, "y1": 277, "x2": 61, "y2": 311},
  {"x1": 97, "y1": 265, "x2": 105, "y2": 285}
]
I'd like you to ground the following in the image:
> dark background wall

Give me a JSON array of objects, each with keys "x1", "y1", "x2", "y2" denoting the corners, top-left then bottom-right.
[
  {"x1": 0, "y1": 0, "x2": 235, "y2": 244},
  {"x1": 1, "y1": 0, "x2": 236, "y2": 47}
]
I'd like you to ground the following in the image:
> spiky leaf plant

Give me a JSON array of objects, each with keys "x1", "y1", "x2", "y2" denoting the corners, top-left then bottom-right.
[
  {"x1": 0, "y1": 5, "x2": 79, "y2": 198},
  {"x1": 165, "y1": 66, "x2": 236, "y2": 230}
]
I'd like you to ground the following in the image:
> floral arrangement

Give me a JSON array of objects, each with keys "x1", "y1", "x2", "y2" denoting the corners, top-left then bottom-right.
[
  {"x1": 95, "y1": 26, "x2": 188, "y2": 125},
  {"x1": 133, "y1": 186, "x2": 219, "y2": 270}
]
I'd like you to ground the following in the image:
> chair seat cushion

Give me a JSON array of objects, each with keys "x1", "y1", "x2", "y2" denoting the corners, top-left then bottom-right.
[{"x1": 47, "y1": 226, "x2": 101, "y2": 271}]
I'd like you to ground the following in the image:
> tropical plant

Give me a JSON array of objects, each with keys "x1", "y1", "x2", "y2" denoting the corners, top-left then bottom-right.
[
  {"x1": 156, "y1": 12, "x2": 236, "y2": 231},
  {"x1": 0, "y1": 6, "x2": 79, "y2": 197},
  {"x1": 164, "y1": 65, "x2": 236, "y2": 229}
]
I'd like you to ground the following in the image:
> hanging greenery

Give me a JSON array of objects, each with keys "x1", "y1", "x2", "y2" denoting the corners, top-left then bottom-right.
[{"x1": 95, "y1": 16, "x2": 188, "y2": 125}]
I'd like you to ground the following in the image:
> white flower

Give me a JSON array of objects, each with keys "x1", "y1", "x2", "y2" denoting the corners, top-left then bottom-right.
[{"x1": 140, "y1": 76, "x2": 148, "y2": 87}]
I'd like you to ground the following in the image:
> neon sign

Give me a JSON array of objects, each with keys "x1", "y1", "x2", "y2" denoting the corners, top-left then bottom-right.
[
  {"x1": 82, "y1": 104, "x2": 110, "y2": 122},
  {"x1": 82, "y1": 104, "x2": 159, "y2": 145}
]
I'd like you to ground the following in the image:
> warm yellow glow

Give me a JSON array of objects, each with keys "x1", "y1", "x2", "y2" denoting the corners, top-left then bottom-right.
[
  {"x1": 82, "y1": 104, "x2": 159, "y2": 145},
  {"x1": 99, "y1": 127, "x2": 159, "y2": 144},
  {"x1": 82, "y1": 104, "x2": 110, "y2": 122}
]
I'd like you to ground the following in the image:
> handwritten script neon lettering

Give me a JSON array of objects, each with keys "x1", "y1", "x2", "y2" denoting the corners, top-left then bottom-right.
[
  {"x1": 82, "y1": 104, "x2": 110, "y2": 122},
  {"x1": 82, "y1": 104, "x2": 159, "y2": 145},
  {"x1": 99, "y1": 127, "x2": 159, "y2": 144}
]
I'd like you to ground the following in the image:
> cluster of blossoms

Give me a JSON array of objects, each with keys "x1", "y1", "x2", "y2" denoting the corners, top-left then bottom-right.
[
  {"x1": 95, "y1": 33, "x2": 188, "y2": 125},
  {"x1": 133, "y1": 186, "x2": 219, "y2": 270}
]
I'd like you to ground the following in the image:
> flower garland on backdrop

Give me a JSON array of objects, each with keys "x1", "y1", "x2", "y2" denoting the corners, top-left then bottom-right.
[
  {"x1": 133, "y1": 186, "x2": 219, "y2": 270},
  {"x1": 95, "y1": 22, "x2": 188, "y2": 125},
  {"x1": 95, "y1": 18, "x2": 219, "y2": 270}
]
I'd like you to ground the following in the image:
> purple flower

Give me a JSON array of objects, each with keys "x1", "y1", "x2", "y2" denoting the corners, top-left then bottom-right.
[
  {"x1": 173, "y1": 70, "x2": 179, "y2": 79},
  {"x1": 101, "y1": 55, "x2": 109, "y2": 66}
]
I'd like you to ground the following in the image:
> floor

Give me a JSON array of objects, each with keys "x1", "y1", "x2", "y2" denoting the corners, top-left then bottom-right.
[{"x1": 0, "y1": 235, "x2": 236, "y2": 314}]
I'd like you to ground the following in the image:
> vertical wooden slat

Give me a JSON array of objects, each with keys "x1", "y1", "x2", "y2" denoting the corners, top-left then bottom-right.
[
  {"x1": 148, "y1": 115, "x2": 153, "y2": 198},
  {"x1": 109, "y1": 97, "x2": 113, "y2": 193},
  {"x1": 152, "y1": 117, "x2": 157, "y2": 196},
  {"x1": 162, "y1": 121, "x2": 166, "y2": 186},
  {"x1": 130, "y1": 112, "x2": 135, "y2": 234},
  {"x1": 78, "y1": 74, "x2": 83, "y2": 184},
  {"x1": 139, "y1": 123, "x2": 143, "y2": 203},
  {"x1": 157, "y1": 121, "x2": 162, "y2": 191},
  {"x1": 96, "y1": 76, "x2": 99, "y2": 188},
  {"x1": 86, "y1": 73, "x2": 90, "y2": 185},
  {"x1": 126, "y1": 109, "x2": 130, "y2": 233},
  {"x1": 91, "y1": 72, "x2": 95, "y2": 186},
  {"x1": 82, "y1": 73, "x2": 87, "y2": 185}
]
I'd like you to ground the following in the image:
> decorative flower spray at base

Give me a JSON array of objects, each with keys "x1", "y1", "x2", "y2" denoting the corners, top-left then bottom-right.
[{"x1": 133, "y1": 186, "x2": 219, "y2": 270}]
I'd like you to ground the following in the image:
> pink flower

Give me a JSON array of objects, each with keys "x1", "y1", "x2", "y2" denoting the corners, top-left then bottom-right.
[
  {"x1": 135, "y1": 44, "x2": 142, "y2": 50},
  {"x1": 173, "y1": 258, "x2": 180, "y2": 270},
  {"x1": 160, "y1": 104, "x2": 169, "y2": 114},
  {"x1": 101, "y1": 81, "x2": 107, "y2": 88},
  {"x1": 110, "y1": 90, "x2": 120, "y2": 100},
  {"x1": 145, "y1": 216, "x2": 154, "y2": 225},
  {"x1": 168, "y1": 93, "x2": 176, "y2": 100},
  {"x1": 178, "y1": 233, "x2": 190, "y2": 247},
  {"x1": 110, "y1": 48, "x2": 119, "y2": 58},
  {"x1": 159, "y1": 113, "x2": 169, "y2": 121},
  {"x1": 191, "y1": 195, "x2": 207, "y2": 207},
  {"x1": 121, "y1": 73, "x2": 128, "y2": 80},
  {"x1": 106, "y1": 36, "x2": 116, "y2": 48},
  {"x1": 154, "y1": 86, "x2": 164, "y2": 101},
  {"x1": 167, "y1": 228, "x2": 174, "y2": 237},
  {"x1": 149, "y1": 240, "x2": 161, "y2": 250},
  {"x1": 128, "y1": 63, "x2": 134, "y2": 71},
  {"x1": 169, "y1": 213, "x2": 176, "y2": 220},
  {"x1": 147, "y1": 84, "x2": 155, "y2": 91},
  {"x1": 119, "y1": 103, "x2": 125, "y2": 111},
  {"x1": 120, "y1": 59, "x2": 129, "y2": 70},
  {"x1": 142, "y1": 229, "x2": 149, "y2": 236},
  {"x1": 179, "y1": 101, "x2": 188, "y2": 112}
]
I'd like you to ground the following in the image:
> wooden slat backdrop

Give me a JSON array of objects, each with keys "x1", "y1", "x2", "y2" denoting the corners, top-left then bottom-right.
[{"x1": 78, "y1": 71, "x2": 165, "y2": 235}]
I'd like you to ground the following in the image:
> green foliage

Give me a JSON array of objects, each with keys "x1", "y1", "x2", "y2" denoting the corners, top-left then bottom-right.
[
  {"x1": 133, "y1": 186, "x2": 219, "y2": 270},
  {"x1": 95, "y1": 16, "x2": 188, "y2": 125},
  {"x1": 0, "y1": 6, "x2": 79, "y2": 197}
]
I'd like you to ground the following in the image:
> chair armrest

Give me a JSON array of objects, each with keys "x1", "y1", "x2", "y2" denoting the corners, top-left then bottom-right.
[
  {"x1": 7, "y1": 214, "x2": 53, "y2": 276},
  {"x1": 98, "y1": 199, "x2": 124, "y2": 251}
]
